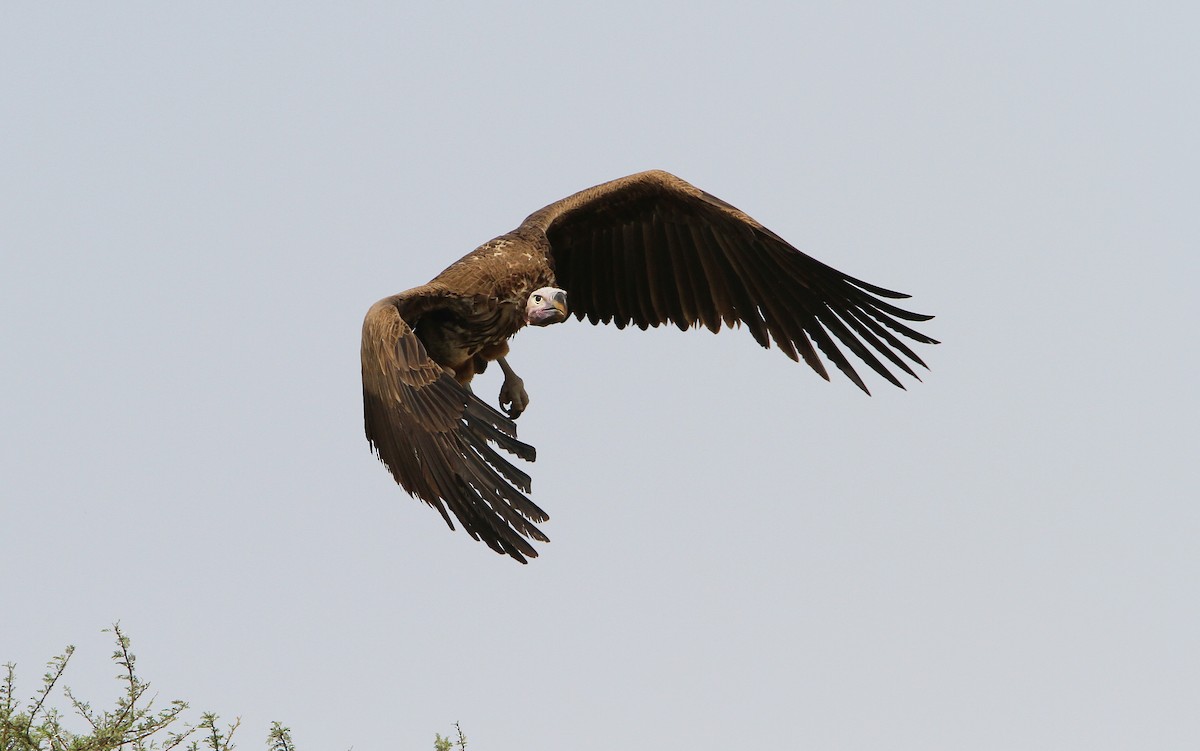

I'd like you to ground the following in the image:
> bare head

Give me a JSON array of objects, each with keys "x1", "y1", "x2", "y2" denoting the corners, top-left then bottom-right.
[{"x1": 525, "y1": 287, "x2": 568, "y2": 327}]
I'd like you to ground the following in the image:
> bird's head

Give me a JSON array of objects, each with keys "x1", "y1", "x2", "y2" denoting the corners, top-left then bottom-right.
[{"x1": 525, "y1": 287, "x2": 568, "y2": 327}]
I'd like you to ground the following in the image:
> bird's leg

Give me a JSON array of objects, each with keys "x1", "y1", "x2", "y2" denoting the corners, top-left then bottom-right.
[{"x1": 496, "y1": 356, "x2": 529, "y2": 418}]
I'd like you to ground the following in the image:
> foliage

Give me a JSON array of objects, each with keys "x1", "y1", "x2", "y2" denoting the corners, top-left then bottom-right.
[
  {"x1": 2, "y1": 626, "x2": 465, "y2": 751},
  {"x1": 1, "y1": 624, "x2": 193, "y2": 751},
  {"x1": 432, "y1": 723, "x2": 467, "y2": 751}
]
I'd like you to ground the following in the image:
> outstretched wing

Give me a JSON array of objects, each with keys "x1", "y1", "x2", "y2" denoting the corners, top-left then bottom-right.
[
  {"x1": 361, "y1": 291, "x2": 548, "y2": 562},
  {"x1": 521, "y1": 170, "x2": 938, "y2": 393}
]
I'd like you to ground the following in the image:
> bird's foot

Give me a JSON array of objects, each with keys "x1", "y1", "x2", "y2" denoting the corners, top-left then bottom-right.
[{"x1": 499, "y1": 372, "x2": 528, "y2": 418}]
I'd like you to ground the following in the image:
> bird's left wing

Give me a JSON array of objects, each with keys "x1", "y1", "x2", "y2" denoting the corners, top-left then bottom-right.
[
  {"x1": 361, "y1": 291, "x2": 548, "y2": 562},
  {"x1": 520, "y1": 170, "x2": 938, "y2": 393}
]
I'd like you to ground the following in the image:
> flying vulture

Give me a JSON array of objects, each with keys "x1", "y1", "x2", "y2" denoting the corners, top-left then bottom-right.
[{"x1": 361, "y1": 170, "x2": 937, "y2": 562}]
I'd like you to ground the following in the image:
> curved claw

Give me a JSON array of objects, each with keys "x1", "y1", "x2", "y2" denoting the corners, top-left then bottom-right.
[
  {"x1": 500, "y1": 374, "x2": 528, "y2": 418},
  {"x1": 496, "y1": 356, "x2": 529, "y2": 418}
]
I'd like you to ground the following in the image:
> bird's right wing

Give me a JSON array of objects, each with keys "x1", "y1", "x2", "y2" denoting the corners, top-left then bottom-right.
[{"x1": 361, "y1": 292, "x2": 548, "y2": 562}]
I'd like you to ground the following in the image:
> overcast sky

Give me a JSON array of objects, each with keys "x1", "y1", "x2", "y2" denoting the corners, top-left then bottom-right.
[{"x1": 2, "y1": 2, "x2": 1197, "y2": 750}]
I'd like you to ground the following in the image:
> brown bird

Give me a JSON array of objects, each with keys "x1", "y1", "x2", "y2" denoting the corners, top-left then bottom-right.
[{"x1": 362, "y1": 170, "x2": 937, "y2": 562}]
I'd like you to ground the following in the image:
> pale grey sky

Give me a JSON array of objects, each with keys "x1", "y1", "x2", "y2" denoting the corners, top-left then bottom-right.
[{"x1": 2, "y1": 2, "x2": 1197, "y2": 750}]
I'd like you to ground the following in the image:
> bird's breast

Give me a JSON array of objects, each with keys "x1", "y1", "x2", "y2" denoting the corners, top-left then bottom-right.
[{"x1": 416, "y1": 301, "x2": 524, "y2": 370}]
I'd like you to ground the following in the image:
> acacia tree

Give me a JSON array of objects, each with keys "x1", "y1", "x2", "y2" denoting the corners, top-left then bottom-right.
[{"x1": 1, "y1": 625, "x2": 464, "y2": 751}]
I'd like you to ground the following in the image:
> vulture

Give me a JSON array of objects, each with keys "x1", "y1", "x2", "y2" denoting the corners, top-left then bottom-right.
[{"x1": 361, "y1": 170, "x2": 937, "y2": 562}]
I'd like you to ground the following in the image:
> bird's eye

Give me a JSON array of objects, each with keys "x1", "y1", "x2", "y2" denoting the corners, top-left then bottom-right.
[{"x1": 533, "y1": 295, "x2": 543, "y2": 303}]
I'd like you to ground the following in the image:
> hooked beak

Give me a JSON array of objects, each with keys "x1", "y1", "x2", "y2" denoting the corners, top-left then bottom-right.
[{"x1": 551, "y1": 290, "x2": 568, "y2": 319}]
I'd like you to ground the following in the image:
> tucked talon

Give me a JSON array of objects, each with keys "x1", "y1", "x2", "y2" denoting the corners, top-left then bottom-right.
[
  {"x1": 497, "y1": 357, "x2": 529, "y2": 417},
  {"x1": 500, "y1": 379, "x2": 528, "y2": 417}
]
